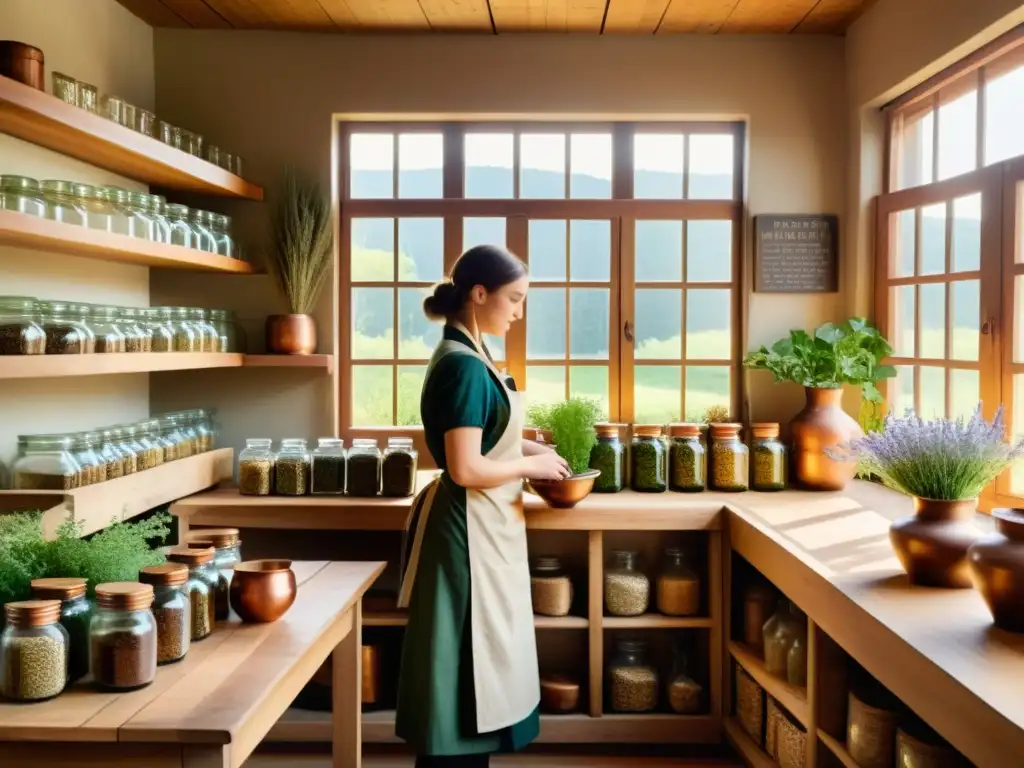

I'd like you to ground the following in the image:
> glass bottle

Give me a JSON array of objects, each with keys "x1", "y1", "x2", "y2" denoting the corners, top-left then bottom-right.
[
  {"x1": 311, "y1": 437, "x2": 346, "y2": 495},
  {"x1": 669, "y1": 423, "x2": 706, "y2": 492},
  {"x1": 630, "y1": 425, "x2": 667, "y2": 492},
  {"x1": 74, "y1": 183, "x2": 117, "y2": 232},
  {"x1": 382, "y1": 437, "x2": 418, "y2": 497},
  {"x1": 751, "y1": 423, "x2": 787, "y2": 492},
  {"x1": 30, "y1": 577, "x2": 92, "y2": 684},
  {"x1": 276, "y1": 438, "x2": 311, "y2": 496},
  {"x1": 743, "y1": 581, "x2": 776, "y2": 650},
  {"x1": 210, "y1": 213, "x2": 235, "y2": 258},
  {"x1": 604, "y1": 550, "x2": 649, "y2": 617},
  {"x1": 189, "y1": 209, "x2": 218, "y2": 252},
  {"x1": 12, "y1": 435, "x2": 81, "y2": 490},
  {"x1": 166, "y1": 547, "x2": 217, "y2": 641},
  {"x1": 184, "y1": 528, "x2": 241, "y2": 621},
  {"x1": 589, "y1": 423, "x2": 625, "y2": 493},
  {"x1": 239, "y1": 438, "x2": 275, "y2": 495},
  {"x1": 89, "y1": 305, "x2": 126, "y2": 353},
  {"x1": 70, "y1": 431, "x2": 105, "y2": 486},
  {"x1": 164, "y1": 203, "x2": 193, "y2": 249},
  {"x1": 169, "y1": 306, "x2": 200, "y2": 352},
  {"x1": 89, "y1": 582, "x2": 157, "y2": 690},
  {"x1": 709, "y1": 423, "x2": 749, "y2": 492},
  {"x1": 763, "y1": 599, "x2": 805, "y2": 680},
  {"x1": 37, "y1": 300, "x2": 90, "y2": 354},
  {"x1": 656, "y1": 547, "x2": 700, "y2": 617},
  {"x1": 530, "y1": 556, "x2": 572, "y2": 618},
  {"x1": 119, "y1": 307, "x2": 151, "y2": 353},
  {"x1": 0, "y1": 175, "x2": 46, "y2": 217},
  {"x1": 0, "y1": 600, "x2": 68, "y2": 702},
  {"x1": 0, "y1": 296, "x2": 45, "y2": 355},
  {"x1": 346, "y1": 438, "x2": 382, "y2": 497},
  {"x1": 41, "y1": 179, "x2": 87, "y2": 226},
  {"x1": 787, "y1": 618, "x2": 808, "y2": 687},
  {"x1": 138, "y1": 564, "x2": 190, "y2": 665},
  {"x1": 608, "y1": 639, "x2": 658, "y2": 713},
  {"x1": 667, "y1": 638, "x2": 703, "y2": 714}
]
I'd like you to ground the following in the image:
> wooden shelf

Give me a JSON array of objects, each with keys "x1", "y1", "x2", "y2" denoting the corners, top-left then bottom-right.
[
  {"x1": 723, "y1": 717, "x2": 774, "y2": 768},
  {"x1": 361, "y1": 595, "x2": 588, "y2": 629},
  {"x1": 0, "y1": 210, "x2": 256, "y2": 273},
  {"x1": 242, "y1": 354, "x2": 334, "y2": 373},
  {"x1": 0, "y1": 447, "x2": 233, "y2": 538},
  {"x1": 0, "y1": 75, "x2": 263, "y2": 199},
  {"x1": 604, "y1": 614, "x2": 714, "y2": 629},
  {"x1": 728, "y1": 641, "x2": 809, "y2": 727},
  {"x1": 0, "y1": 352, "x2": 245, "y2": 379},
  {"x1": 818, "y1": 730, "x2": 860, "y2": 768}
]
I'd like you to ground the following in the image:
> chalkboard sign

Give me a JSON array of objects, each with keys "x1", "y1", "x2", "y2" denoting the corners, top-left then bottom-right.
[{"x1": 754, "y1": 214, "x2": 838, "y2": 293}]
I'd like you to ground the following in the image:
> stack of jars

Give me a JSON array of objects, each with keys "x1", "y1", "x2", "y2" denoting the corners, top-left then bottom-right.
[
  {"x1": 603, "y1": 548, "x2": 702, "y2": 619},
  {"x1": 606, "y1": 636, "x2": 704, "y2": 715}
]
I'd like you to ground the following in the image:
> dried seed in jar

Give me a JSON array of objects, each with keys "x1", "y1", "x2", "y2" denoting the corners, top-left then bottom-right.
[
  {"x1": 188, "y1": 588, "x2": 213, "y2": 640},
  {"x1": 753, "y1": 445, "x2": 786, "y2": 491},
  {"x1": 610, "y1": 666, "x2": 658, "y2": 712},
  {"x1": 13, "y1": 471, "x2": 78, "y2": 491},
  {"x1": 631, "y1": 440, "x2": 666, "y2": 492},
  {"x1": 0, "y1": 324, "x2": 45, "y2": 355},
  {"x1": 311, "y1": 455, "x2": 345, "y2": 494},
  {"x1": 604, "y1": 572, "x2": 650, "y2": 616},
  {"x1": 657, "y1": 574, "x2": 700, "y2": 616},
  {"x1": 93, "y1": 630, "x2": 156, "y2": 690},
  {"x1": 531, "y1": 575, "x2": 572, "y2": 617},
  {"x1": 382, "y1": 452, "x2": 416, "y2": 497},
  {"x1": 711, "y1": 442, "x2": 748, "y2": 491},
  {"x1": 153, "y1": 604, "x2": 189, "y2": 664},
  {"x1": 1, "y1": 635, "x2": 66, "y2": 701},
  {"x1": 346, "y1": 454, "x2": 381, "y2": 497},
  {"x1": 44, "y1": 325, "x2": 87, "y2": 354},
  {"x1": 239, "y1": 458, "x2": 273, "y2": 495},
  {"x1": 275, "y1": 457, "x2": 309, "y2": 496},
  {"x1": 668, "y1": 676, "x2": 702, "y2": 714}
]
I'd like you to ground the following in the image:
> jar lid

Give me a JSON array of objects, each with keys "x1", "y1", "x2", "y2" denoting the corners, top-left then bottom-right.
[
  {"x1": 4, "y1": 599, "x2": 61, "y2": 628},
  {"x1": 129, "y1": 191, "x2": 149, "y2": 206},
  {"x1": 186, "y1": 528, "x2": 240, "y2": 549},
  {"x1": 31, "y1": 577, "x2": 87, "y2": 601},
  {"x1": 0, "y1": 42, "x2": 44, "y2": 62},
  {"x1": 16, "y1": 434, "x2": 73, "y2": 451},
  {"x1": 751, "y1": 422, "x2": 780, "y2": 439},
  {"x1": 0, "y1": 295, "x2": 38, "y2": 312},
  {"x1": 71, "y1": 183, "x2": 101, "y2": 199},
  {"x1": 95, "y1": 581, "x2": 154, "y2": 611},
  {"x1": 668, "y1": 423, "x2": 701, "y2": 438},
  {"x1": 352, "y1": 438, "x2": 379, "y2": 448},
  {"x1": 709, "y1": 422, "x2": 742, "y2": 436},
  {"x1": 0, "y1": 175, "x2": 40, "y2": 193},
  {"x1": 41, "y1": 179, "x2": 75, "y2": 194},
  {"x1": 139, "y1": 563, "x2": 189, "y2": 587},
  {"x1": 166, "y1": 203, "x2": 189, "y2": 217},
  {"x1": 532, "y1": 556, "x2": 562, "y2": 572},
  {"x1": 595, "y1": 423, "x2": 625, "y2": 438},
  {"x1": 167, "y1": 545, "x2": 214, "y2": 566},
  {"x1": 633, "y1": 424, "x2": 663, "y2": 437},
  {"x1": 616, "y1": 638, "x2": 648, "y2": 652}
]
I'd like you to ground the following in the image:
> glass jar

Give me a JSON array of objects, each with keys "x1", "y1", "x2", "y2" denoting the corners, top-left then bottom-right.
[
  {"x1": 589, "y1": 423, "x2": 625, "y2": 493},
  {"x1": 74, "y1": 183, "x2": 118, "y2": 232},
  {"x1": 192, "y1": 409, "x2": 216, "y2": 453},
  {"x1": 0, "y1": 296, "x2": 45, "y2": 355},
  {"x1": 787, "y1": 621, "x2": 808, "y2": 687},
  {"x1": 52, "y1": 71, "x2": 78, "y2": 104},
  {"x1": 763, "y1": 599, "x2": 805, "y2": 679},
  {"x1": 239, "y1": 438, "x2": 275, "y2": 495},
  {"x1": 30, "y1": 577, "x2": 92, "y2": 684},
  {"x1": 120, "y1": 102, "x2": 137, "y2": 131},
  {"x1": 157, "y1": 415, "x2": 186, "y2": 461},
  {"x1": 119, "y1": 425, "x2": 155, "y2": 471},
  {"x1": 382, "y1": 437, "x2": 418, "y2": 497},
  {"x1": 12, "y1": 435, "x2": 80, "y2": 490},
  {"x1": 37, "y1": 300, "x2": 90, "y2": 354},
  {"x1": 138, "y1": 564, "x2": 190, "y2": 665},
  {"x1": 206, "y1": 144, "x2": 221, "y2": 166},
  {"x1": 710, "y1": 423, "x2": 749, "y2": 492},
  {"x1": 171, "y1": 411, "x2": 201, "y2": 456},
  {"x1": 137, "y1": 108, "x2": 157, "y2": 137},
  {"x1": 77, "y1": 81, "x2": 98, "y2": 113},
  {"x1": 208, "y1": 308, "x2": 237, "y2": 352},
  {"x1": 0, "y1": 600, "x2": 68, "y2": 702},
  {"x1": 608, "y1": 639, "x2": 658, "y2": 713},
  {"x1": 667, "y1": 423, "x2": 706, "y2": 492},
  {"x1": 0, "y1": 175, "x2": 46, "y2": 217},
  {"x1": 131, "y1": 422, "x2": 164, "y2": 470},
  {"x1": 119, "y1": 307, "x2": 152, "y2": 353},
  {"x1": 167, "y1": 547, "x2": 217, "y2": 640},
  {"x1": 107, "y1": 188, "x2": 156, "y2": 240},
  {"x1": 158, "y1": 120, "x2": 177, "y2": 146},
  {"x1": 896, "y1": 722, "x2": 959, "y2": 768},
  {"x1": 184, "y1": 528, "x2": 241, "y2": 621},
  {"x1": 146, "y1": 307, "x2": 175, "y2": 352},
  {"x1": 210, "y1": 213, "x2": 235, "y2": 258},
  {"x1": 310, "y1": 437, "x2": 346, "y2": 495},
  {"x1": 530, "y1": 556, "x2": 573, "y2": 617},
  {"x1": 90, "y1": 305, "x2": 127, "y2": 353},
  {"x1": 668, "y1": 638, "x2": 703, "y2": 715},
  {"x1": 147, "y1": 195, "x2": 171, "y2": 244},
  {"x1": 163, "y1": 203, "x2": 193, "y2": 249},
  {"x1": 189, "y1": 209, "x2": 218, "y2": 252},
  {"x1": 71, "y1": 431, "x2": 105, "y2": 486},
  {"x1": 100, "y1": 427, "x2": 130, "y2": 478},
  {"x1": 656, "y1": 547, "x2": 700, "y2": 617},
  {"x1": 751, "y1": 423, "x2": 787, "y2": 492},
  {"x1": 90, "y1": 582, "x2": 157, "y2": 690},
  {"x1": 169, "y1": 306, "x2": 200, "y2": 352},
  {"x1": 630, "y1": 425, "x2": 667, "y2": 493},
  {"x1": 276, "y1": 438, "x2": 311, "y2": 496},
  {"x1": 102, "y1": 95, "x2": 124, "y2": 124},
  {"x1": 188, "y1": 307, "x2": 220, "y2": 352},
  {"x1": 604, "y1": 550, "x2": 649, "y2": 617},
  {"x1": 346, "y1": 438, "x2": 382, "y2": 497},
  {"x1": 41, "y1": 179, "x2": 87, "y2": 226},
  {"x1": 110, "y1": 426, "x2": 140, "y2": 475},
  {"x1": 138, "y1": 419, "x2": 169, "y2": 465},
  {"x1": 66, "y1": 302, "x2": 97, "y2": 353}
]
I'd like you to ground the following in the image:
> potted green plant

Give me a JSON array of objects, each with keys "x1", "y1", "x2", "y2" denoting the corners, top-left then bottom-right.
[
  {"x1": 265, "y1": 171, "x2": 333, "y2": 355},
  {"x1": 743, "y1": 318, "x2": 895, "y2": 491},
  {"x1": 526, "y1": 398, "x2": 602, "y2": 508}
]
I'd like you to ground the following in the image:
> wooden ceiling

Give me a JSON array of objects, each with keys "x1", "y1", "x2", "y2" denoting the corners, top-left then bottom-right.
[{"x1": 116, "y1": 0, "x2": 875, "y2": 34}]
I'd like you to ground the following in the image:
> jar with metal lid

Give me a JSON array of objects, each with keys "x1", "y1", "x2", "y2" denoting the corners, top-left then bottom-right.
[
  {"x1": 90, "y1": 305, "x2": 127, "y2": 353},
  {"x1": 148, "y1": 195, "x2": 171, "y2": 244},
  {"x1": 171, "y1": 411, "x2": 201, "y2": 456},
  {"x1": 37, "y1": 300, "x2": 90, "y2": 354},
  {"x1": 311, "y1": 437, "x2": 346, "y2": 495},
  {"x1": 382, "y1": 437, "x2": 418, "y2": 497},
  {"x1": 138, "y1": 564, "x2": 190, "y2": 665},
  {"x1": 73, "y1": 184, "x2": 118, "y2": 232},
  {"x1": 530, "y1": 556, "x2": 573, "y2": 617},
  {"x1": 108, "y1": 426, "x2": 140, "y2": 474},
  {"x1": 276, "y1": 438, "x2": 311, "y2": 496},
  {"x1": 157, "y1": 415, "x2": 186, "y2": 461},
  {"x1": 169, "y1": 306, "x2": 200, "y2": 352},
  {"x1": 657, "y1": 547, "x2": 700, "y2": 617},
  {"x1": 0, "y1": 600, "x2": 69, "y2": 702},
  {"x1": 30, "y1": 577, "x2": 92, "y2": 683},
  {"x1": 118, "y1": 307, "x2": 151, "y2": 352},
  {"x1": 608, "y1": 639, "x2": 658, "y2": 713},
  {"x1": 99, "y1": 427, "x2": 130, "y2": 479},
  {"x1": 131, "y1": 422, "x2": 164, "y2": 470},
  {"x1": 12, "y1": 435, "x2": 81, "y2": 490},
  {"x1": 146, "y1": 307, "x2": 175, "y2": 352},
  {"x1": 709, "y1": 423, "x2": 749, "y2": 492},
  {"x1": 41, "y1": 179, "x2": 87, "y2": 226},
  {"x1": 589, "y1": 423, "x2": 625, "y2": 493},
  {"x1": 0, "y1": 175, "x2": 45, "y2": 217},
  {"x1": 71, "y1": 431, "x2": 105, "y2": 486},
  {"x1": 189, "y1": 209, "x2": 218, "y2": 252},
  {"x1": 0, "y1": 296, "x2": 45, "y2": 355},
  {"x1": 209, "y1": 308, "x2": 237, "y2": 352},
  {"x1": 184, "y1": 529, "x2": 241, "y2": 621},
  {"x1": 166, "y1": 547, "x2": 217, "y2": 640},
  {"x1": 604, "y1": 550, "x2": 649, "y2": 617},
  {"x1": 164, "y1": 203, "x2": 193, "y2": 249},
  {"x1": 209, "y1": 213, "x2": 235, "y2": 258},
  {"x1": 120, "y1": 424, "x2": 156, "y2": 471},
  {"x1": 138, "y1": 419, "x2": 169, "y2": 465},
  {"x1": 667, "y1": 638, "x2": 703, "y2": 714},
  {"x1": 751, "y1": 423, "x2": 787, "y2": 492},
  {"x1": 667, "y1": 423, "x2": 706, "y2": 492},
  {"x1": 65, "y1": 302, "x2": 97, "y2": 353},
  {"x1": 631, "y1": 425, "x2": 667, "y2": 493},
  {"x1": 90, "y1": 582, "x2": 157, "y2": 690},
  {"x1": 239, "y1": 438, "x2": 275, "y2": 495},
  {"x1": 192, "y1": 409, "x2": 216, "y2": 452},
  {"x1": 347, "y1": 438, "x2": 382, "y2": 497}
]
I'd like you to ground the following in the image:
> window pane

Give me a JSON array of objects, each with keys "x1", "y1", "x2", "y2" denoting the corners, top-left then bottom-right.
[
  {"x1": 985, "y1": 65, "x2": 1024, "y2": 165},
  {"x1": 397, "y1": 365, "x2": 426, "y2": 426},
  {"x1": 570, "y1": 289, "x2": 609, "y2": 359},
  {"x1": 520, "y1": 134, "x2": 565, "y2": 199},
  {"x1": 894, "y1": 209, "x2": 916, "y2": 277},
  {"x1": 688, "y1": 134, "x2": 734, "y2": 199},
  {"x1": 570, "y1": 220, "x2": 610, "y2": 281},
  {"x1": 949, "y1": 369, "x2": 979, "y2": 422},
  {"x1": 899, "y1": 110, "x2": 933, "y2": 189},
  {"x1": 570, "y1": 367, "x2": 609, "y2": 419},
  {"x1": 951, "y1": 194, "x2": 981, "y2": 272},
  {"x1": 634, "y1": 134, "x2": 683, "y2": 199},
  {"x1": 919, "y1": 366, "x2": 946, "y2": 419},
  {"x1": 1016, "y1": 275, "x2": 1024, "y2": 363},
  {"x1": 1018, "y1": 182, "x2": 1024, "y2": 264},
  {"x1": 352, "y1": 366, "x2": 393, "y2": 426},
  {"x1": 398, "y1": 133, "x2": 442, "y2": 198},
  {"x1": 350, "y1": 133, "x2": 393, "y2": 199},
  {"x1": 1014, "y1": 375, "x2": 1024, "y2": 492},
  {"x1": 635, "y1": 289, "x2": 681, "y2": 359},
  {"x1": 527, "y1": 288, "x2": 565, "y2": 359},
  {"x1": 466, "y1": 133, "x2": 513, "y2": 198},
  {"x1": 635, "y1": 366, "x2": 681, "y2": 424},
  {"x1": 918, "y1": 283, "x2": 945, "y2": 359},
  {"x1": 892, "y1": 285, "x2": 916, "y2": 357},
  {"x1": 687, "y1": 289, "x2": 730, "y2": 360},
  {"x1": 570, "y1": 134, "x2": 612, "y2": 199},
  {"x1": 399, "y1": 218, "x2": 443, "y2": 282},
  {"x1": 464, "y1": 217, "x2": 506, "y2": 249},
  {"x1": 685, "y1": 366, "x2": 731, "y2": 422},
  {"x1": 937, "y1": 90, "x2": 977, "y2": 181},
  {"x1": 351, "y1": 218, "x2": 393, "y2": 282},
  {"x1": 950, "y1": 280, "x2": 979, "y2": 361},
  {"x1": 893, "y1": 365, "x2": 915, "y2": 416},
  {"x1": 527, "y1": 366, "x2": 565, "y2": 411},
  {"x1": 352, "y1": 288, "x2": 394, "y2": 359},
  {"x1": 528, "y1": 219, "x2": 566, "y2": 281},
  {"x1": 687, "y1": 220, "x2": 732, "y2": 283},
  {"x1": 636, "y1": 220, "x2": 682, "y2": 282},
  {"x1": 399, "y1": 288, "x2": 440, "y2": 358},
  {"x1": 921, "y1": 203, "x2": 946, "y2": 275}
]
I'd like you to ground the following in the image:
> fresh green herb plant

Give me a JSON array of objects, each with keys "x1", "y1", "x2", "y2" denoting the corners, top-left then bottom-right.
[
  {"x1": 743, "y1": 318, "x2": 896, "y2": 403},
  {"x1": 527, "y1": 397, "x2": 602, "y2": 476}
]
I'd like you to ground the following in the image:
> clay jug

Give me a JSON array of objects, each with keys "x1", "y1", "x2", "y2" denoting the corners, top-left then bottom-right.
[
  {"x1": 790, "y1": 387, "x2": 862, "y2": 490},
  {"x1": 890, "y1": 498, "x2": 982, "y2": 588},
  {"x1": 968, "y1": 508, "x2": 1024, "y2": 631}
]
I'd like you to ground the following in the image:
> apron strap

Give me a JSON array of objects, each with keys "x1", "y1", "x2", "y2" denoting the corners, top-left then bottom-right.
[{"x1": 397, "y1": 476, "x2": 441, "y2": 609}]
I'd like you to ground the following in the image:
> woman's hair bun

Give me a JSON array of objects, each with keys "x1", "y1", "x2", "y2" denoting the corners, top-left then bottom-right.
[{"x1": 423, "y1": 280, "x2": 461, "y2": 321}]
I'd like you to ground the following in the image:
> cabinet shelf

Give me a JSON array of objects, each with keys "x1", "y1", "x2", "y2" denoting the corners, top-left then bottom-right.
[
  {"x1": 728, "y1": 641, "x2": 809, "y2": 727},
  {"x1": 0, "y1": 352, "x2": 245, "y2": 379},
  {"x1": 242, "y1": 354, "x2": 334, "y2": 372},
  {"x1": 0, "y1": 75, "x2": 262, "y2": 200},
  {"x1": 604, "y1": 614, "x2": 713, "y2": 629},
  {"x1": 361, "y1": 596, "x2": 588, "y2": 629},
  {"x1": 723, "y1": 716, "x2": 774, "y2": 768},
  {"x1": 819, "y1": 730, "x2": 860, "y2": 768}
]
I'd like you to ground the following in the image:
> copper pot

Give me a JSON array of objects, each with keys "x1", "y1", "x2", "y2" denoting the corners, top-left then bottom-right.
[
  {"x1": 790, "y1": 387, "x2": 863, "y2": 491},
  {"x1": 229, "y1": 559, "x2": 297, "y2": 622},
  {"x1": 890, "y1": 497, "x2": 983, "y2": 588},
  {"x1": 265, "y1": 314, "x2": 317, "y2": 355},
  {"x1": 0, "y1": 42, "x2": 44, "y2": 90},
  {"x1": 527, "y1": 468, "x2": 600, "y2": 509},
  {"x1": 969, "y1": 508, "x2": 1024, "y2": 631}
]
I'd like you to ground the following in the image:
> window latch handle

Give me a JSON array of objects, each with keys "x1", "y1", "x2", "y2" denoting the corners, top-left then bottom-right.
[
  {"x1": 982, "y1": 319, "x2": 992, "y2": 335},
  {"x1": 624, "y1": 320, "x2": 634, "y2": 343}
]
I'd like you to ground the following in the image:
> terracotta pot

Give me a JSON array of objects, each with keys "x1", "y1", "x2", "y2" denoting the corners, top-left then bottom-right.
[
  {"x1": 890, "y1": 498, "x2": 983, "y2": 588},
  {"x1": 968, "y1": 508, "x2": 1024, "y2": 631},
  {"x1": 229, "y1": 559, "x2": 297, "y2": 622},
  {"x1": 265, "y1": 314, "x2": 316, "y2": 355},
  {"x1": 790, "y1": 387, "x2": 863, "y2": 491}
]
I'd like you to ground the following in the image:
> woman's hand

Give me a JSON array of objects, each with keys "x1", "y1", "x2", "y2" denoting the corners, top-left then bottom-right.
[
  {"x1": 521, "y1": 452, "x2": 572, "y2": 481},
  {"x1": 521, "y1": 438, "x2": 555, "y2": 456}
]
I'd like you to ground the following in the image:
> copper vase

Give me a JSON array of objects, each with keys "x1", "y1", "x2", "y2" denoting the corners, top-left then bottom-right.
[
  {"x1": 890, "y1": 498, "x2": 983, "y2": 588},
  {"x1": 968, "y1": 508, "x2": 1024, "y2": 631},
  {"x1": 266, "y1": 314, "x2": 317, "y2": 355},
  {"x1": 790, "y1": 387, "x2": 863, "y2": 491},
  {"x1": 229, "y1": 559, "x2": 297, "y2": 622}
]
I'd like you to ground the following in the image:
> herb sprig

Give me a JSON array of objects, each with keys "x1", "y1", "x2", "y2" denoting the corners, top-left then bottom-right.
[{"x1": 528, "y1": 398, "x2": 603, "y2": 476}]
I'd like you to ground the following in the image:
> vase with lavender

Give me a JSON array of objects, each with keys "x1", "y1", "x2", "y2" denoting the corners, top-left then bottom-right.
[{"x1": 833, "y1": 406, "x2": 1024, "y2": 588}]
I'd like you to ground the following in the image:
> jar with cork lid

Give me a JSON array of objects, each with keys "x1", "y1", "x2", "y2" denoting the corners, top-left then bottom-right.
[
  {"x1": 709, "y1": 423, "x2": 749, "y2": 492},
  {"x1": 139, "y1": 563, "x2": 191, "y2": 665},
  {"x1": 751, "y1": 423, "x2": 787, "y2": 492},
  {"x1": 0, "y1": 599, "x2": 69, "y2": 702},
  {"x1": 530, "y1": 556, "x2": 573, "y2": 617},
  {"x1": 167, "y1": 546, "x2": 217, "y2": 641},
  {"x1": 589, "y1": 423, "x2": 626, "y2": 493},
  {"x1": 668, "y1": 423, "x2": 706, "y2": 492},
  {"x1": 185, "y1": 528, "x2": 242, "y2": 621},
  {"x1": 30, "y1": 577, "x2": 92, "y2": 684},
  {"x1": 89, "y1": 582, "x2": 157, "y2": 691},
  {"x1": 631, "y1": 425, "x2": 667, "y2": 493}
]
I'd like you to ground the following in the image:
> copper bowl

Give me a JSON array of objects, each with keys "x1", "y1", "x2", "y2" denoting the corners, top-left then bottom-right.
[
  {"x1": 527, "y1": 469, "x2": 600, "y2": 509},
  {"x1": 229, "y1": 559, "x2": 297, "y2": 623}
]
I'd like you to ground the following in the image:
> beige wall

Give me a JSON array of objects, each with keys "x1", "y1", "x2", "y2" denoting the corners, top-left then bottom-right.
[{"x1": 0, "y1": 0, "x2": 154, "y2": 474}]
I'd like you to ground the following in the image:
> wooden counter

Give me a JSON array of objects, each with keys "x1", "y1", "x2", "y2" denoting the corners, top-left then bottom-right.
[{"x1": 0, "y1": 560, "x2": 384, "y2": 768}]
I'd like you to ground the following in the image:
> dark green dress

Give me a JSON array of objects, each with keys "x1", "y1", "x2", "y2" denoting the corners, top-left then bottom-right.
[{"x1": 395, "y1": 325, "x2": 540, "y2": 756}]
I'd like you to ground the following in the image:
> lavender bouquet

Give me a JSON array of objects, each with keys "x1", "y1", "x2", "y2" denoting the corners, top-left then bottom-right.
[{"x1": 831, "y1": 405, "x2": 1024, "y2": 501}]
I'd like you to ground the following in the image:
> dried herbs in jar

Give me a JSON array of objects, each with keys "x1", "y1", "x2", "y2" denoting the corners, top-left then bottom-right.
[
  {"x1": 311, "y1": 438, "x2": 346, "y2": 495},
  {"x1": 347, "y1": 439, "x2": 381, "y2": 497},
  {"x1": 382, "y1": 437, "x2": 417, "y2": 497},
  {"x1": 668, "y1": 423, "x2": 706, "y2": 492},
  {"x1": 709, "y1": 423, "x2": 748, "y2": 492},
  {"x1": 630, "y1": 425, "x2": 667, "y2": 493},
  {"x1": 275, "y1": 439, "x2": 310, "y2": 496},
  {"x1": 751, "y1": 423, "x2": 786, "y2": 492},
  {"x1": 589, "y1": 424, "x2": 625, "y2": 493}
]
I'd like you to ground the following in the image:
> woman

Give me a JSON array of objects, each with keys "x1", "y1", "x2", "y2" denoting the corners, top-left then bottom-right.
[{"x1": 395, "y1": 244, "x2": 571, "y2": 768}]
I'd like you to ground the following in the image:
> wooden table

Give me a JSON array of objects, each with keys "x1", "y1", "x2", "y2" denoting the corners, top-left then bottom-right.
[{"x1": 0, "y1": 560, "x2": 384, "y2": 768}]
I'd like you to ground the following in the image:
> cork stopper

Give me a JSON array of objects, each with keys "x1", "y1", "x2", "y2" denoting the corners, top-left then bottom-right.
[
  {"x1": 668, "y1": 423, "x2": 702, "y2": 438},
  {"x1": 185, "y1": 528, "x2": 239, "y2": 549},
  {"x1": 95, "y1": 582, "x2": 154, "y2": 611},
  {"x1": 594, "y1": 423, "x2": 625, "y2": 439},
  {"x1": 633, "y1": 424, "x2": 663, "y2": 438},
  {"x1": 4, "y1": 599, "x2": 61, "y2": 628},
  {"x1": 31, "y1": 576, "x2": 87, "y2": 601},
  {"x1": 751, "y1": 422, "x2": 780, "y2": 440},
  {"x1": 709, "y1": 422, "x2": 742, "y2": 438},
  {"x1": 139, "y1": 563, "x2": 189, "y2": 587},
  {"x1": 167, "y1": 545, "x2": 214, "y2": 566}
]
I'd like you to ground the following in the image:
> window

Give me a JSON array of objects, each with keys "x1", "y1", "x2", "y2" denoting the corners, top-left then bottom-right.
[
  {"x1": 339, "y1": 122, "x2": 743, "y2": 451},
  {"x1": 877, "y1": 27, "x2": 1024, "y2": 507}
]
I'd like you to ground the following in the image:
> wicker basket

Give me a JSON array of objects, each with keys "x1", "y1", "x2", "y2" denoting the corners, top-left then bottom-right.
[
  {"x1": 765, "y1": 697, "x2": 782, "y2": 758},
  {"x1": 776, "y1": 708, "x2": 808, "y2": 768},
  {"x1": 735, "y1": 664, "x2": 765, "y2": 745},
  {"x1": 848, "y1": 689, "x2": 901, "y2": 768}
]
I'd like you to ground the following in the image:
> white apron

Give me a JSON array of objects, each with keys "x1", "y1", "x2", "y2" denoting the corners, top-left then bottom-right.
[{"x1": 398, "y1": 323, "x2": 540, "y2": 734}]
